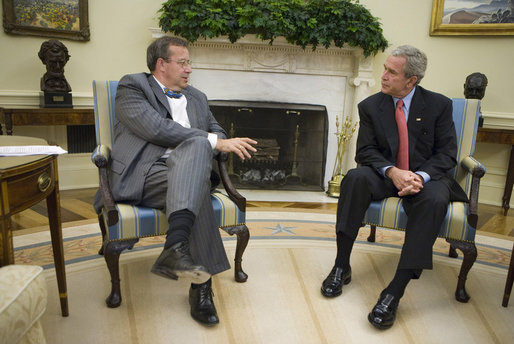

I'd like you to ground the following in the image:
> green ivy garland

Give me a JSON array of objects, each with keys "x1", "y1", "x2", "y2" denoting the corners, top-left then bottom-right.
[{"x1": 158, "y1": 0, "x2": 388, "y2": 57}]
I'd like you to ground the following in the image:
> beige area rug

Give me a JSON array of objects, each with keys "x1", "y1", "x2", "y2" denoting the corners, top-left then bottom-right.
[{"x1": 13, "y1": 210, "x2": 514, "y2": 344}]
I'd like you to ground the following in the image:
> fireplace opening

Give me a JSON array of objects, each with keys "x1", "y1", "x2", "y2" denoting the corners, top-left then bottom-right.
[{"x1": 210, "y1": 100, "x2": 328, "y2": 191}]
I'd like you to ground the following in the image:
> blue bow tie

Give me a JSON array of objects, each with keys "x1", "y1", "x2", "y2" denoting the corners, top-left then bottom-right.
[{"x1": 164, "y1": 88, "x2": 183, "y2": 99}]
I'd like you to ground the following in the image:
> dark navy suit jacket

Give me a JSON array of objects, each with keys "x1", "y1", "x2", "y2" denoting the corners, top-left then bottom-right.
[{"x1": 355, "y1": 86, "x2": 468, "y2": 202}]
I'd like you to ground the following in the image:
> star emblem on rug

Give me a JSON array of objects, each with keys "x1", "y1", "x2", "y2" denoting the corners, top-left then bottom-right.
[{"x1": 265, "y1": 223, "x2": 296, "y2": 235}]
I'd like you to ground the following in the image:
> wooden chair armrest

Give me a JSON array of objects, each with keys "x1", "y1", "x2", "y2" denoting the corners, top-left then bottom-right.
[
  {"x1": 461, "y1": 156, "x2": 486, "y2": 178},
  {"x1": 216, "y1": 152, "x2": 246, "y2": 212},
  {"x1": 92, "y1": 145, "x2": 118, "y2": 226},
  {"x1": 461, "y1": 156, "x2": 486, "y2": 228},
  {"x1": 91, "y1": 145, "x2": 111, "y2": 168}
]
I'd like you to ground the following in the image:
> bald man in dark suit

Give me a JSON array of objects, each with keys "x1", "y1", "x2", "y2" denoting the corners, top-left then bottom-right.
[{"x1": 321, "y1": 45, "x2": 468, "y2": 330}]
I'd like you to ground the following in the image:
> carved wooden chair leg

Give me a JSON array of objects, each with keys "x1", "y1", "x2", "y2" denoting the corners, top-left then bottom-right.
[
  {"x1": 103, "y1": 239, "x2": 139, "y2": 308},
  {"x1": 447, "y1": 239, "x2": 477, "y2": 303},
  {"x1": 367, "y1": 225, "x2": 376, "y2": 242},
  {"x1": 222, "y1": 224, "x2": 250, "y2": 282},
  {"x1": 502, "y1": 242, "x2": 514, "y2": 307},
  {"x1": 97, "y1": 214, "x2": 107, "y2": 255},
  {"x1": 448, "y1": 245, "x2": 458, "y2": 258}
]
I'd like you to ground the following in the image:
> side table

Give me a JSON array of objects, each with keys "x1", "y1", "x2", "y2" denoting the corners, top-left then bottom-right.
[
  {"x1": 0, "y1": 136, "x2": 68, "y2": 316},
  {"x1": 0, "y1": 107, "x2": 95, "y2": 135},
  {"x1": 477, "y1": 127, "x2": 514, "y2": 215}
]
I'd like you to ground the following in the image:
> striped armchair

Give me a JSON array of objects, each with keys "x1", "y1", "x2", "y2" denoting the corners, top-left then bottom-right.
[
  {"x1": 91, "y1": 80, "x2": 249, "y2": 308},
  {"x1": 363, "y1": 98, "x2": 485, "y2": 303}
]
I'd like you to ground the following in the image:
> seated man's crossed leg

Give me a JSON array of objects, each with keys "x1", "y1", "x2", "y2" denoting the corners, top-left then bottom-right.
[{"x1": 142, "y1": 136, "x2": 230, "y2": 326}]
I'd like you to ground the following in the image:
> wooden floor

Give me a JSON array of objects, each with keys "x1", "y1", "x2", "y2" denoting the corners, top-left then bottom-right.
[{"x1": 10, "y1": 187, "x2": 514, "y2": 238}]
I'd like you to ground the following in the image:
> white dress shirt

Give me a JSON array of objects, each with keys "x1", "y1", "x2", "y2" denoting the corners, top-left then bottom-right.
[{"x1": 153, "y1": 76, "x2": 217, "y2": 158}]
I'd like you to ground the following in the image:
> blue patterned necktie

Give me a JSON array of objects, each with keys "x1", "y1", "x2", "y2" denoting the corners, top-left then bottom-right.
[{"x1": 163, "y1": 87, "x2": 182, "y2": 99}]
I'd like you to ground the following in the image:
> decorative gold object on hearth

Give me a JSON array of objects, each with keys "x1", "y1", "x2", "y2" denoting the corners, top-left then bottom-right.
[{"x1": 327, "y1": 115, "x2": 358, "y2": 198}]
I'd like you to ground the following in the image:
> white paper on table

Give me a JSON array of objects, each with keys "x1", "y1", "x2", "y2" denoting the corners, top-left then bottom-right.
[{"x1": 0, "y1": 145, "x2": 68, "y2": 156}]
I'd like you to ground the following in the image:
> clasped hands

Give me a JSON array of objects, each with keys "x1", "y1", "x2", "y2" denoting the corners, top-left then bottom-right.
[
  {"x1": 386, "y1": 167, "x2": 424, "y2": 197},
  {"x1": 216, "y1": 137, "x2": 257, "y2": 160}
]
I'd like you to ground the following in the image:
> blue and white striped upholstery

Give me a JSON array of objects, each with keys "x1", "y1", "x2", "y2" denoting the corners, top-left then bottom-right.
[
  {"x1": 92, "y1": 80, "x2": 246, "y2": 242},
  {"x1": 99, "y1": 192, "x2": 246, "y2": 241},
  {"x1": 363, "y1": 98, "x2": 484, "y2": 242},
  {"x1": 92, "y1": 80, "x2": 118, "y2": 150}
]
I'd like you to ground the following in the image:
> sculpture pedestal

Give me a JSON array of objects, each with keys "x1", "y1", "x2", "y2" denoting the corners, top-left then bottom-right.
[{"x1": 40, "y1": 92, "x2": 73, "y2": 108}]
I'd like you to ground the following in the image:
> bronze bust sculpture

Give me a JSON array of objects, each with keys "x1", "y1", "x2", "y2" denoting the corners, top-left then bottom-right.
[
  {"x1": 464, "y1": 72, "x2": 487, "y2": 127},
  {"x1": 464, "y1": 72, "x2": 488, "y2": 100},
  {"x1": 38, "y1": 39, "x2": 72, "y2": 93},
  {"x1": 38, "y1": 39, "x2": 73, "y2": 107}
]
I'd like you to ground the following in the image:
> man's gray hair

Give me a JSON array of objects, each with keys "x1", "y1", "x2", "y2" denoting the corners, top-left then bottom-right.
[
  {"x1": 147, "y1": 36, "x2": 188, "y2": 72},
  {"x1": 391, "y1": 45, "x2": 427, "y2": 85}
]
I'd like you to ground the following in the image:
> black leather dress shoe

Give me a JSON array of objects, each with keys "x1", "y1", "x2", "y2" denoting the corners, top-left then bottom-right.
[
  {"x1": 321, "y1": 266, "x2": 352, "y2": 297},
  {"x1": 189, "y1": 279, "x2": 219, "y2": 326},
  {"x1": 368, "y1": 293, "x2": 399, "y2": 330},
  {"x1": 151, "y1": 241, "x2": 211, "y2": 284}
]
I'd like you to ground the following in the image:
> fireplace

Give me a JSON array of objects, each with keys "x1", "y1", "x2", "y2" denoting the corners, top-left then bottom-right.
[
  {"x1": 150, "y1": 32, "x2": 376, "y2": 190},
  {"x1": 210, "y1": 100, "x2": 327, "y2": 191}
]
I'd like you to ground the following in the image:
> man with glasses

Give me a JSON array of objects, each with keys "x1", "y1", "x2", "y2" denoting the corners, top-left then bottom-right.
[{"x1": 108, "y1": 36, "x2": 257, "y2": 325}]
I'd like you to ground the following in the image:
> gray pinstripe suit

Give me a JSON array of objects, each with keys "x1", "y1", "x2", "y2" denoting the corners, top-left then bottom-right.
[{"x1": 109, "y1": 72, "x2": 230, "y2": 275}]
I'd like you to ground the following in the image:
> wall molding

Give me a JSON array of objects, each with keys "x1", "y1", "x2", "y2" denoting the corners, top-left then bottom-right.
[
  {"x1": 482, "y1": 111, "x2": 514, "y2": 129},
  {"x1": 0, "y1": 90, "x2": 93, "y2": 107}
]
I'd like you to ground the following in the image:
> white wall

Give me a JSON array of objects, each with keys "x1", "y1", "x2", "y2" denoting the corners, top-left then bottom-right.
[{"x1": 0, "y1": 0, "x2": 513, "y2": 206}]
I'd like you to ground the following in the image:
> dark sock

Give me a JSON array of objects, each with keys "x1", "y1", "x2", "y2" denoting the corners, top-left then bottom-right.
[
  {"x1": 191, "y1": 278, "x2": 211, "y2": 289},
  {"x1": 334, "y1": 232, "x2": 354, "y2": 271},
  {"x1": 383, "y1": 268, "x2": 420, "y2": 299},
  {"x1": 164, "y1": 209, "x2": 195, "y2": 249}
]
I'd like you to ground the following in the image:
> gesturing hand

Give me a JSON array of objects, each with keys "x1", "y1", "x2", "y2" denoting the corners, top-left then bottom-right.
[{"x1": 216, "y1": 137, "x2": 258, "y2": 160}]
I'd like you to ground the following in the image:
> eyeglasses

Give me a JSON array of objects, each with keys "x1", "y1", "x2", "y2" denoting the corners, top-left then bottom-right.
[{"x1": 165, "y1": 59, "x2": 192, "y2": 68}]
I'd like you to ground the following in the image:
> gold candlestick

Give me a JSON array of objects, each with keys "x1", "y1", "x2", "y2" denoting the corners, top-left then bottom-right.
[{"x1": 327, "y1": 115, "x2": 358, "y2": 198}]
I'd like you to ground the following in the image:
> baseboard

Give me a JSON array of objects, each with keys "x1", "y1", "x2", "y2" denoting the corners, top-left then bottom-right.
[{"x1": 57, "y1": 153, "x2": 98, "y2": 190}]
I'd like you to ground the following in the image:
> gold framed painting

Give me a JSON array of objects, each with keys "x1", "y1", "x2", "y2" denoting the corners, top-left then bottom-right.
[
  {"x1": 2, "y1": 0, "x2": 90, "y2": 41},
  {"x1": 430, "y1": 0, "x2": 514, "y2": 36}
]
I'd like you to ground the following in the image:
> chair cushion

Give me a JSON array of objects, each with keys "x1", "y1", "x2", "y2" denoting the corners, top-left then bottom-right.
[
  {"x1": 0, "y1": 265, "x2": 47, "y2": 344},
  {"x1": 103, "y1": 192, "x2": 246, "y2": 241},
  {"x1": 364, "y1": 198, "x2": 475, "y2": 242}
]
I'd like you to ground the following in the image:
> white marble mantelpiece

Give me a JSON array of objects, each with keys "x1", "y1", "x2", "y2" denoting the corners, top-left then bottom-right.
[{"x1": 151, "y1": 30, "x2": 376, "y2": 189}]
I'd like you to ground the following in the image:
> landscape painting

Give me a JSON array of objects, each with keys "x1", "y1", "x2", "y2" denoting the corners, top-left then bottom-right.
[
  {"x1": 430, "y1": 0, "x2": 514, "y2": 35},
  {"x1": 2, "y1": 0, "x2": 90, "y2": 41},
  {"x1": 442, "y1": 0, "x2": 514, "y2": 24},
  {"x1": 13, "y1": 0, "x2": 81, "y2": 30}
]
